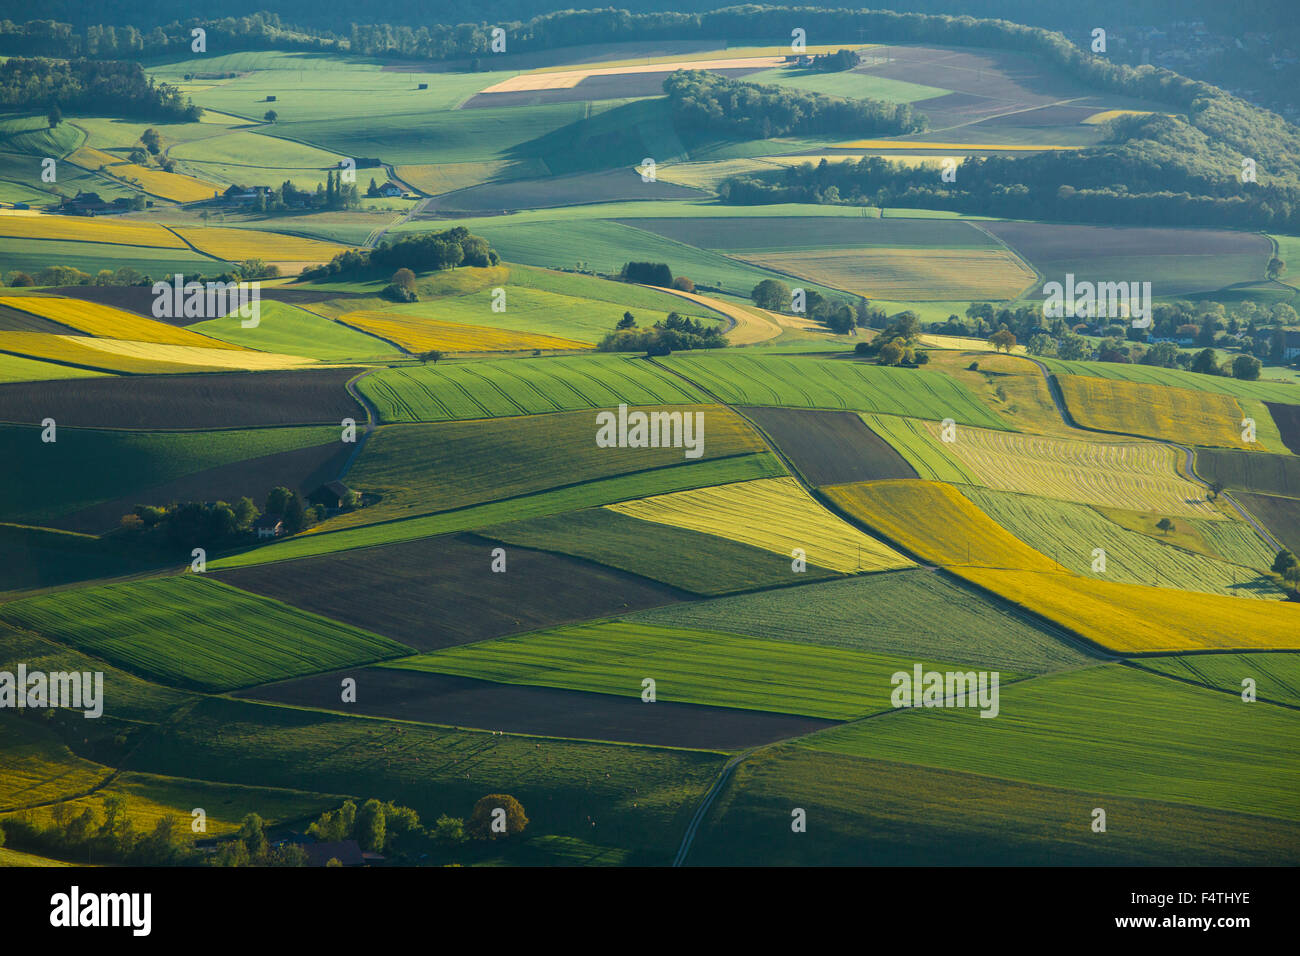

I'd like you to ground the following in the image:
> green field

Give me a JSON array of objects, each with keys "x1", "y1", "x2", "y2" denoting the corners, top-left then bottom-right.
[
  {"x1": 209, "y1": 452, "x2": 785, "y2": 569},
  {"x1": 0, "y1": 576, "x2": 412, "y2": 691},
  {"x1": 660, "y1": 354, "x2": 1011, "y2": 428},
  {"x1": 626, "y1": 568, "x2": 1095, "y2": 673},
  {"x1": 1038, "y1": 356, "x2": 1300, "y2": 404},
  {"x1": 0, "y1": 713, "x2": 111, "y2": 812},
  {"x1": 0, "y1": 236, "x2": 213, "y2": 277},
  {"x1": 800, "y1": 664, "x2": 1300, "y2": 821},
  {"x1": 687, "y1": 746, "x2": 1300, "y2": 866},
  {"x1": 859, "y1": 413, "x2": 979, "y2": 483},
  {"x1": 479, "y1": 507, "x2": 842, "y2": 594},
  {"x1": 0, "y1": 424, "x2": 338, "y2": 525},
  {"x1": 960, "y1": 486, "x2": 1283, "y2": 598},
  {"x1": 1195, "y1": 448, "x2": 1300, "y2": 498},
  {"x1": 334, "y1": 406, "x2": 764, "y2": 528},
  {"x1": 619, "y1": 215, "x2": 997, "y2": 253},
  {"x1": 357, "y1": 354, "x2": 708, "y2": 423},
  {"x1": 1133, "y1": 653, "x2": 1300, "y2": 706},
  {"x1": 0, "y1": 354, "x2": 109, "y2": 384},
  {"x1": 124, "y1": 695, "x2": 724, "y2": 863},
  {"x1": 744, "y1": 67, "x2": 949, "y2": 103},
  {"x1": 190, "y1": 301, "x2": 397, "y2": 360},
  {"x1": 391, "y1": 619, "x2": 1020, "y2": 720}
]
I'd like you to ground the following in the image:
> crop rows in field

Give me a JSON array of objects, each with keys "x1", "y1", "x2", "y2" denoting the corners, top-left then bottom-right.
[
  {"x1": 934, "y1": 422, "x2": 1221, "y2": 518},
  {"x1": 1237, "y1": 492, "x2": 1300, "y2": 554},
  {"x1": 338, "y1": 309, "x2": 590, "y2": 354},
  {"x1": 208, "y1": 452, "x2": 786, "y2": 570},
  {"x1": 1039, "y1": 357, "x2": 1300, "y2": 404},
  {"x1": 357, "y1": 355, "x2": 706, "y2": 423},
  {"x1": 0, "y1": 296, "x2": 236, "y2": 349},
  {"x1": 392, "y1": 620, "x2": 1000, "y2": 720},
  {"x1": 65, "y1": 146, "x2": 222, "y2": 202},
  {"x1": 1195, "y1": 447, "x2": 1300, "y2": 497},
  {"x1": 168, "y1": 226, "x2": 349, "y2": 264},
  {"x1": 799, "y1": 664, "x2": 1300, "y2": 822},
  {"x1": 0, "y1": 576, "x2": 412, "y2": 691},
  {"x1": 327, "y1": 405, "x2": 764, "y2": 529},
  {"x1": 65, "y1": 337, "x2": 317, "y2": 370},
  {"x1": 859, "y1": 413, "x2": 978, "y2": 483},
  {"x1": 190, "y1": 301, "x2": 398, "y2": 361},
  {"x1": 607, "y1": 476, "x2": 911, "y2": 574},
  {"x1": 1055, "y1": 373, "x2": 1255, "y2": 449},
  {"x1": 0, "y1": 332, "x2": 236, "y2": 374},
  {"x1": 660, "y1": 354, "x2": 1009, "y2": 429},
  {"x1": 1135, "y1": 653, "x2": 1300, "y2": 706},
  {"x1": 961, "y1": 486, "x2": 1283, "y2": 599},
  {"x1": 741, "y1": 407, "x2": 917, "y2": 485}
]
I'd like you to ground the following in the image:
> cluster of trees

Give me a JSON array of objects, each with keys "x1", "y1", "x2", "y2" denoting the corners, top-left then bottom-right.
[
  {"x1": 808, "y1": 48, "x2": 862, "y2": 72},
  {"x1": 598, "y1": 310, "x2": 725, "y2": 354},
  {"x1": 120, "y1": 485, "x2": 330, "y2": 551},
  {"x1": 3, "y1": 260, "x2": 279, "y2": 289},
  {"x1": 663, "y1": 69, "x2": 924, "y2": 139},
  {"x1": 306, "y1": 226, "x2": 496, "y2": 281},
  {"x1": 620, "y1": 261, "x2": 674, "y2": 287},
  {"x1": 0, "y1": 57, "x2": 197, "y2": 120},
  {"x1": 1273, "y1": 549, "x2": 1300, "y2": 596},
  {"x1": 853, "y1": 312, "x2": 932, "y2": 366},
  {"x1": 0, "y1": 13, "x2": 337, "y2": 59},
  {"x1": 750, "y1": 278, "x2": 878, "y2": 334},
  {"x1": 1, "y1": 792, "x2": 195, "y2": 866}
]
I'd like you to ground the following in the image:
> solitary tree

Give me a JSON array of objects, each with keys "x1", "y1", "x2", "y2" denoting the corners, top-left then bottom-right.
[
  {"x1": 264, "y1": 109, "x2": 278, "y2": 123},
  {"x1": 1267, "y1": 256, "x2": 1286, "y2": 280},
  {"x1": 616, "y1": 311, "x2": 636, "y2": 330},
  {"x1": 987, "y1": 327, "x2": 1017, "y2": 353},
  {"x1": 47, "y1": 104, "x2": 62, "y2": 128},
  {"x1": 1156, "y1": 517, "x2": 1174, "y2": 535},
  {"x1": 421, "y1": 349, "x2": 443, "y2": 364},
  {"x1": 468, "y1": 794, "x2": 528, "y2": 840}
]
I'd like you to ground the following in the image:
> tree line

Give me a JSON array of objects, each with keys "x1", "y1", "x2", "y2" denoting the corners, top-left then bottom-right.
[
  {"x1": 663, "y1": 69, "x2": 924, "y2": 139},
  {"x1": 303, "y1": 226, "x2": 497, "y2": 281},
  {"x1": 0, "y1": 57, "x2": 197, "y2": 120}
]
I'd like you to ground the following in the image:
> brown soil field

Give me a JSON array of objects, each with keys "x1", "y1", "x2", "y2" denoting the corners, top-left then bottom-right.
[
  {"x1": 1265, "y1": 402, "x2": 1300, "y2": 455},
  {"x1": 0, "y1": 304, "x2": 74, "y2": 334},
  {"x1": 985, "y1": 105, "x2": 1101, "y2": 126},
  {"x1": 421, "y1": 168, "x2": 706, "y2": 214},
  {"x1": 49, "y1": 440, "x2": 351, "y2": 534},
  {"x1": 213, "y1": 532, "x2": 686, "y2": 651},
  {"x1": 982, "y1": 221, "x2": 1266, "y2": 261},
  {"x1": 1196, "y1": 447, "x2": 1300, "y2": 498},
  {"x1": 866, "y1": 45, "x2": 1099, "y2": 111},
  {"x1": 740, "y1": 407, "x2": 918, "y2": 486},
  {"x1": 239, "y1": 667, "x2": 836, "y2": 750},
  {"x1": 1236, "y1": 491, "x2": 1300, "y2": 554},
  {"x1": 0, "y1": 367, "x2": 362, "y2": 429}
]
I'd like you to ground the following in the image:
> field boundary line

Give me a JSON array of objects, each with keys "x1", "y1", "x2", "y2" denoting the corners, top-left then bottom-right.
[
  {"x1": 967, "y1": 219, "x2": 1040, "y2": 298},
  {"x1": 1120, "y1": 659, "x2": 1300, "y2": 711}
]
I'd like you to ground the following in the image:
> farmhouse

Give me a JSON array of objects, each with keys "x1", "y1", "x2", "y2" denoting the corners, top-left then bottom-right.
[
  {"x1": 1282, "y1": 329, "x2": 1300, "y2": 361},
  {"x1": 253, "y1": 514, "x2": 284, "y2": 539},
  {"x1": 378, "y1": 181, "x2": 404, "y2": 197},
  {"x1": 302, "y1": 840, "x2": 369, "y2": 867},
  {"x1": 308, "y1": 480, "x2": 355, "y2": 511}
]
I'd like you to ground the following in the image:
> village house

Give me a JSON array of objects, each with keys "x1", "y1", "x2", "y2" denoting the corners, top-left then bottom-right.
[{"x1": 252, "y1": 514, "x2": 284, "y2": 539}]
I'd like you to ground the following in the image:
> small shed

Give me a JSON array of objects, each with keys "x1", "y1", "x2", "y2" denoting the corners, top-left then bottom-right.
[{"x1": 308, "y1": 480, "x2": 353, "y2": 511}]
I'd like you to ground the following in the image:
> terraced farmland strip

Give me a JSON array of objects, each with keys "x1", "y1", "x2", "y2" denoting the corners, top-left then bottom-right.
[
  {"x1": 332, "y1": 406, "x2": 765, "y2": 529},
  {"x1": 626, "y1": 569, "x2": 1095, "y2": 673},
  {"x1": 480, "y1": 508, "x2": 841, "y2": 595},
  {"x1": 358, "y1": 355, "x2": 706, "y2": 423},
  {"x1": 208, "y1": 452, "x2": 786, "y2": 570},
  {"x1": 0, "y1": 215, "x2": 187, "y2": 249},
  {"x1": 0, "y1": 296, "x2": 239, "y2": 349},
  {"x1": 338, "y1": 310, "x2": 590, "y2": 354},
  {"x1": 660, "y1": 353, "x2": 1010, "y2": 429},
  {"x1": 933, "y1": 422, "x2": 1222, "y2": 518},
  {"x1": 1055, "y1": 373, "x2": 1253, "y2": 449},
  {"x1": 859, "y1": 413, "x2": 978, "y2": 483},
  {"x1": 799, "y1": 664, "x2": 1300, "y2": 821},
  {"x1": 0, "y1": 576, "x2": 412, "y2": 691},
  {"x1": 960, "y1": 486, "x2": 1284, "y2": 599},
  {"x1": 392, "y1": 620, "x2": 1010, "y2": 720},
  {"x1": 607, "y1": 476, "x2": 912, "y2": 574}
]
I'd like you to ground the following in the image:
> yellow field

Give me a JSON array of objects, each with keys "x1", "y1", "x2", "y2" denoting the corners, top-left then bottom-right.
[
  {"x1": 834, "y1": 139, "x2": 1075, "y2": 150},
  {"x1": 338, "y1": 310, "x2": 590, "y2": 353},
  {"x1": 0, "y1": 296, "x2": 238, "y2": 349},
  {"x1": 526, "y1": 44, "x2": 873, "y2": 74},
  {"x1": 737, "y1": 247, "x2": 1036, "y2": 300},
  {"x1": 70, "y1": 337, "x2": 317, "y2": 370},
  {"x1": 0, "y1": 215, "x2": 185, "y2": 249},
  {"x1": 923, "y1": 422, "x2": 1221, "y2": 518},
  {"x1": 168, "y1": 226, "x2": 349, "y2": 264},
  {"x1": 644, "y1": 286, "x2": 793, "y2": 344},
  {"x1": 606, "y1": 476, "x2": 912, "y2": 573},
  {"x1": 0, "y1": 715, "x2": 111, "y2": 812},
  {"x1": 1057, "y1": 374, "x2": 1252, "y2": 449},
  {"x1": 1082, "y1": 109, "x2": 1154, "y2": 125},
  {"x1": 917, "y1": 333, "x2": 1025, "y2": 353},
  {"x1": 66, "y1": 146, "x2": 222, "y2": 203},
  {"x1": 0, "y1": 332, "x2": 233, "y2": 374},
  {"x1": 654, "y1": 158, "x2": 778, "y2": 192},
  {"x1": 823, "y1": 479, "x2": 1061, "y2": 571},
  {"x1": 963, "y1": 568, "x2": 1300, "y2": 653}
]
